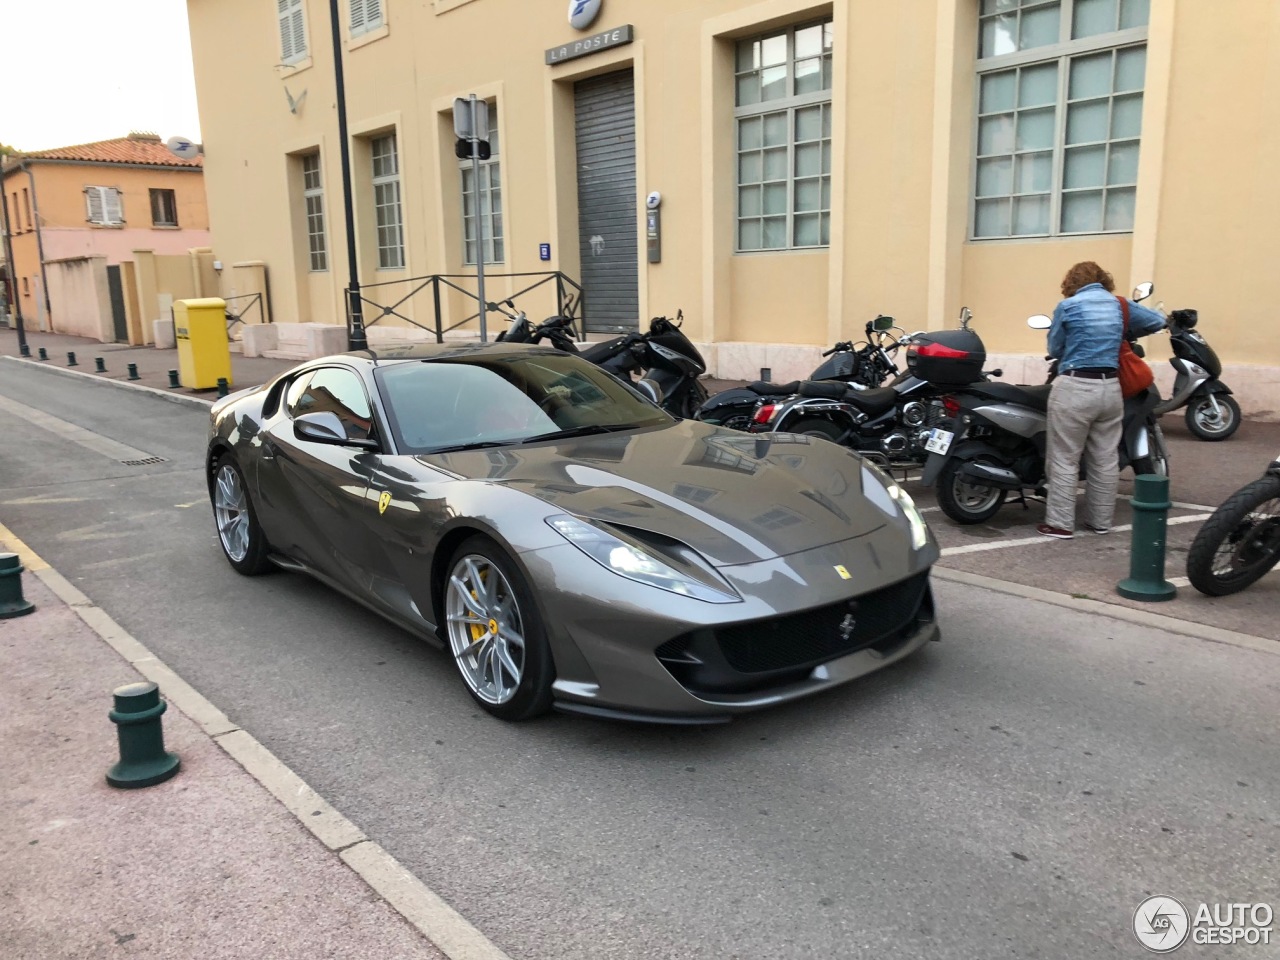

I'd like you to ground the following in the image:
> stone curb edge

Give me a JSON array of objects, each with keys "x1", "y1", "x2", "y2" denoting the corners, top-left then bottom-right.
[
  {"x1": 1, "y1": 355, "x2": 215, "y2": 408},
  {"x1": 932, "y1": 566, "x2": 1278, "y2": 657},
  {"x1": 0, "y1": 520, "x2": 514, "y2": 960}
]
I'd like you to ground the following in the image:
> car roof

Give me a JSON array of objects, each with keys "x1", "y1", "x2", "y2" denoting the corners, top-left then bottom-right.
[{"x1": 316, "y1": 340, "x2": 565, "y2": 368}]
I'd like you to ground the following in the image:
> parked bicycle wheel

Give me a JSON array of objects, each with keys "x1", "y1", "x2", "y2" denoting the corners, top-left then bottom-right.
[{"x1": 1186, "y1": 474, "x2": 1280, "y2": 596}]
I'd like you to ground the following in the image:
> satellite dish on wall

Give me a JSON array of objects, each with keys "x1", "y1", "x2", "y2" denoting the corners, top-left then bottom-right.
[{"x1": 166, "y1": 136, "x2": 200, "y2": 160}]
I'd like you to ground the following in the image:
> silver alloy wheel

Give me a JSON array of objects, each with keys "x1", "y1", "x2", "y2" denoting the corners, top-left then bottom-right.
[
  {"x1": 1189, "y1": 397, "x2": 1234, "y2": 436},
  {"x1": 214, "y1": 463, "x2": 251, "y2": 562},
  {"x1": 445, "y1": 554, "x2": 525, "y2": 705},
  {"x1": 952, "y1": 474, "x2": 1003, "y2": 514}
]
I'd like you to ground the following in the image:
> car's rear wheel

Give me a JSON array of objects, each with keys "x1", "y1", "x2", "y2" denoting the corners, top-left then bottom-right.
[
  {"x1": 212, "y1": 454, "x2": 273, "y2": 575},
  {"x1": 444, "y1": 536, "x2": 554, "y2": 721}
]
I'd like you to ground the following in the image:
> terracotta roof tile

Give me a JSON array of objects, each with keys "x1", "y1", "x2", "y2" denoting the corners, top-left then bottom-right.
[{"x1": 15, "y1": 136, "x2": 203, "y2": 168}]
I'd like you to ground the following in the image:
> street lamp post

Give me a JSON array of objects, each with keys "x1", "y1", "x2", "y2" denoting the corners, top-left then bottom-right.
[{"x1": 327, "y1": 0, "x2": 367, "y2": 352}]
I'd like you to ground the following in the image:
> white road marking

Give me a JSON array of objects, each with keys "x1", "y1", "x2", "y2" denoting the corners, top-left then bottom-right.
[
  {"x1": 0, "y1": 391, "x2": 159, "y2": 463},
  {"x1": 939, "y1": 513, "x2": 1212, "y2": 556}
]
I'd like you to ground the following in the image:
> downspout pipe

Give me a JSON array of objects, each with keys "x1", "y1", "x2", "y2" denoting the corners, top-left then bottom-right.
[{"x1": 22, "y1": 162, "x2": 53, "y2": 327}]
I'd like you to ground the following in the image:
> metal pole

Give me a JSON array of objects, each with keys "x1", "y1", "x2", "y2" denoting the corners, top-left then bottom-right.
[
  {"x1": 0, "y1": 170, "x2": 27, "y2": 354},
  {"x1": 22, "y1": 164, "x2": 52, "y2": 326},
  {"x1": 328, "y1": 0, "x2": 367, "y2": 352},
  {"x1": 470, "y1": 94, "x2": 488, "y2": 343}
]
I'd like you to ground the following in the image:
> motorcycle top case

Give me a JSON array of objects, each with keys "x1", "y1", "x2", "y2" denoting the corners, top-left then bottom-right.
[{"x1": 906, "y1": 329, "x2": 987, "y2": 385}]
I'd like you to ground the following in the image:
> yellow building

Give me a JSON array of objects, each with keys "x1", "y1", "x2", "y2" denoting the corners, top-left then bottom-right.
[{"x1": 186, "y1": 0, "x2": 1280, "y2": 416}]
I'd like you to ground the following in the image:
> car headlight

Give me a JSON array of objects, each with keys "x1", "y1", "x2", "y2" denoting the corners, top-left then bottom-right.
[
  {"x1": 546, "y1": 516, "x2": 740, "y2": 603},
  {"x1": 887, "y1": 483, "x2": 930, "y2": 551}
]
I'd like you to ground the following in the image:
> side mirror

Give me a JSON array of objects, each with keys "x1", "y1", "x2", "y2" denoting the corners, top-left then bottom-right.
[
  {"x1": 872, "y1": 314, "x2": 895, "y2": 333},
  {"x1": 635, "y1": 377, "x2": 665, "y2": 406},
  {"x1": 505, "y1": 299, "x2": 516, "y2": 308},
  {"x1": 294, "y1": 412, "x2": 378, "y2": 450},
  {"x1": 1132, "y1": 282, "x2": 1154, "y2": 302},
  {"x1": 958, "y1": 306, "x2": 973, "y2": 329},
  {"x1": 1027, "y1": 314, "x2": 1052, "y2": 330}
]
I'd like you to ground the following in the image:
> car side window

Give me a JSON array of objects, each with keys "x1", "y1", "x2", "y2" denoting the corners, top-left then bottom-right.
[
  {"x1": 284, "y1": 373, "x2": 313, "y2": 419},
  {"x1": 290, "y1": 367, "x2": 376, "y2": 441}
]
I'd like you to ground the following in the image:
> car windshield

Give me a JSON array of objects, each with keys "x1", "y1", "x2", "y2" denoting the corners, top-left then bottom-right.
[{"x1": 375, "y1": 352, "x2": 671, "y2": 454}]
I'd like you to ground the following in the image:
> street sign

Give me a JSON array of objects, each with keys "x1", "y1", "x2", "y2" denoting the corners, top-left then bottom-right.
[
  {"x1": 539, "y1": 243, "x2": 552, "y2": 261},
  {"x1": 452, "y1": 98, "x2": 489, "y2": 140}
]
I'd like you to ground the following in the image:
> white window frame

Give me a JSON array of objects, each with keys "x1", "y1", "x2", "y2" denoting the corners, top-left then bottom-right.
[
  {"x1": 350, "y1": 0, "x2": 384, "y2": 37},
  {"x1": 459, "y1": 103, "x2": 503, "y2": 266},
  {"x1": 971, "y1": 0, "x2": 1149, "y2": 240},
  {"x1": 85, "y1": 186, "x2": 124, "y2": 226},
  {"x1": 302, "y1": 154, "x2": 328, "y2": 272},
  {"x1": 278, "y1": 0, "x2": 308, "y2": 64},
  {"x1": 733, "y1": 19, "x2": 834, "y2": 253},
  {"x1": 371, "y1": 134, "x2": 405, "y2": 270}
]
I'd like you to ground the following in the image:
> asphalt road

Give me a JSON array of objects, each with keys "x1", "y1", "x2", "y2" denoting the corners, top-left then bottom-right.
[{"x1": 2, "y1": 361, "x2": 1277, "y2": 960}]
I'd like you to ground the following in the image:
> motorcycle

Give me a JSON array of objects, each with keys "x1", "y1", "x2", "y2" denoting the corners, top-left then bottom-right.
[
  {"x1": 490, "y1": 298, "x2": 581, "y2": 353},
  {"x1": 745, "y1": 308, "x2": 1004, "y2": 470},
  {"x1": 919, "y1": 300, "x2": 1168, "y2": 525},
  {"x1": 1152, "y1": 307, "x2": 1240, "y2": 441},
  {"x1": 695, "y1": 315, "x2": 909, "y2": 432},
  {"x1": 579, "y1": 310, "x2": 709, "y2": 419},
  {"x1": 1185, "y1": 456, "x2": 1280, "y2": 596}
]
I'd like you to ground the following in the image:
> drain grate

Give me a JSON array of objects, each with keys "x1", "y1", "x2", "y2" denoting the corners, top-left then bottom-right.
[{"x1": 120, "y1": 456, "x2": 168, "y2": 466}]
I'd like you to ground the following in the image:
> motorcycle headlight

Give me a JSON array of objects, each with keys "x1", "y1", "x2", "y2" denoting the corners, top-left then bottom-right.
[{"x1": 546, "y1": 516, "x2": 741, "y2": 603}]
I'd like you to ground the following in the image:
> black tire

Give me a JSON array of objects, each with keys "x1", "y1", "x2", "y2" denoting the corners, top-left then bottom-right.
[
  {"x1": 1131, "y1": 422, "x2": 1170, "y2": 478},
  {"x1": 937, "y1": 457, "x2": 1008, "y2": 524},
  {"x1": 1185, "y1": 394, "x2": 1241, "y2": 441},
  {"x1": 442, "y1": 535, "x2": 555, "y2": 721},
  {"x1": 210, "y1": 453, "x2": 273, "y2": 575},
  {"x1": 786, "y1": 417, "x2": 844, "y2": 442},
  {"x1": 1186, "y1": 475, "x2": 1280, "y2": 596}
]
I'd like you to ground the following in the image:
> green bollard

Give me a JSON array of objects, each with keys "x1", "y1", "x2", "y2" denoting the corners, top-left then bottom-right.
[
  {"x1": 1117, "y1": 474, "x2": 1177, "y2": 601},
  {"x1": 37, "y1": 347, "x2": 48, "y2": 361},
  {"x1": 106, "y1": 681, "x2": 180, "y2": 789},
  {"x1": 168, "y1": 369, "x2": 180, "y2": 388},
  {"x1": 126, "y1": 363, "x2": 140, "y2": 381},
  {"x1": 94, "y1": 356, "x2": 106, "y2": 372},
  {"x1": 216, "y1": 377, "x2": 229, "y2": 398},
  {"x1": 66, "y1": 351, "x2": 78, "y2": 367},
  {"x1": 19, "y1": 343, "x2": 30, "y2": 358},
  {"x1": 0, "y1": 553, "x2": 36, "y2": 619}
]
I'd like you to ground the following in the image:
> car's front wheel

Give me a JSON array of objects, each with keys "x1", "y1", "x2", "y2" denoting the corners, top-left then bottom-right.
[
  {"x1": 211, "y1": 453, "x2": 273, "y2": 575},
  {"x1": 444, "y1": 535, "x2": 554, "y2": 721}
]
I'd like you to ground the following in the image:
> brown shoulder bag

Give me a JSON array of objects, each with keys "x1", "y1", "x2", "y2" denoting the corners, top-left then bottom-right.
[{"x1": 1116, "y1": 295, "x2": 1154, "y2": 399}]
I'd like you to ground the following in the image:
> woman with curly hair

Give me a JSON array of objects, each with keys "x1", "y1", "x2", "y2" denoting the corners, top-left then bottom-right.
[{"x1": 1039, "y1": 261, "x2": 1165, "y2": 539}]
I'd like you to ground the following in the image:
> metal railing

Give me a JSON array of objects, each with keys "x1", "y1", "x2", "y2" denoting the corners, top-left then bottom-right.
[
  {"x1": 356, "y1": 270, "x2": 585, "y2": 343},
  {"x1": 223, "y1": 292, "x2": 266, "y2": 338}
]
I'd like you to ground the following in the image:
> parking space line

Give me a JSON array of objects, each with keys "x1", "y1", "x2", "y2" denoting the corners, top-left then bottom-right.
[{"x1": 939, "y1": 513, "x2": 1211, "y2": 557}]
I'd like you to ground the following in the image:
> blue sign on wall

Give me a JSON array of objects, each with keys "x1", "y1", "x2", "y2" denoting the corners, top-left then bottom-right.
[{"x1": 539, "y1": 243, "x2": 552, "y2": 261}]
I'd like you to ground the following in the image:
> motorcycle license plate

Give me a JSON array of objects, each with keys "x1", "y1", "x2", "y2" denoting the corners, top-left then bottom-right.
[{"x1": 924, "y1": 428, "x2": 954, "y2": 455}]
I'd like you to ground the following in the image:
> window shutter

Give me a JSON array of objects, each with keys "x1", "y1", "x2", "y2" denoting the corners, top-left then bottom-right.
[
  {"x1": 291, "y1": 3, "x2": 307, "y2": 58},
  {"x1": 350, "y1": 0, "x2": 366, "y2": 34},
  {"x1": 106, "y1": 188, "x2": 124, "y2": 224},
  {"x1": 85, "y1": 187, "x2": 104, "y2": 224},
  {"x1": 365, "y1": 0, "x2": 382, "y2": 28},
  {"x1": 278, "y1": 0, "x2": 305, "y2": 60}
]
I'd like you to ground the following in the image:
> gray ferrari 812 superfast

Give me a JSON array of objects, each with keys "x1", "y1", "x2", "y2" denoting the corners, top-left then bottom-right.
[{"x1": 206, "y1": 342, "x2": 940, "y2": 722}]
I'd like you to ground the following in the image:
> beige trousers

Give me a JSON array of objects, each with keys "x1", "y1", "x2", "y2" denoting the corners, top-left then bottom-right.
[{"x1": 1045, "y1": 375, "x2": 1123, "y2": 531}]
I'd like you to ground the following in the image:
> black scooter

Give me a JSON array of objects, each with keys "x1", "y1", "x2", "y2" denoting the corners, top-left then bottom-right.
[
  {"x1": 1153, "y1": 307, "x2": 1239, "y2": 441},
  {"x1": 580, "y1": 311, "x2": 708, "y2": 419},
  {"x1": 490, "y1": 298, "x2": 581, "y2": 353},
  {"x1": 1186, "y1": 455, "x2": 1280, "y2": 595}
]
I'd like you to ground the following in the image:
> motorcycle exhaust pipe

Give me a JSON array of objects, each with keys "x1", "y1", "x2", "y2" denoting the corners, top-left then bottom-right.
[{"x1": 959, "y1": 461, "x2": 1023, "y2": 489}]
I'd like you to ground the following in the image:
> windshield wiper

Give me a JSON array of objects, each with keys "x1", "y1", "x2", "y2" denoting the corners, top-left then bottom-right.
[
  {"x1": 423, "y1": 439, "x2": 527, "y2": 454},
  {"x1": 522, "y1": 423, "x2": 653, "y2": 442}
]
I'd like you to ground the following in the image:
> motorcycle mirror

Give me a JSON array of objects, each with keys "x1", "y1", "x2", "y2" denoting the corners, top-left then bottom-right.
[
  {"x1": 1132, "y1": 282, "x2": 1154, "y2": 301},
  {"x1": 958, "y1": 306, "x2": 972, "y2": 329},
  {"x1": 505, "y1": 299, "x2": 516, "y2": 308},
  {"x1": 1027, "y1": 314, "x2": 1052, "y2": 330},
  {"x1": 872, "y1": 315, "x2": 895, "y2": 333}
]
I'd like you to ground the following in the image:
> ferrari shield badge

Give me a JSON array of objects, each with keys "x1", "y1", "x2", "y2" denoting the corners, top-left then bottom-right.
[
  {"x1": 378, "y1": 490, "x2": 392, "y2": 515},
  {"x1": 834, "y1": 564, "x2": 852, "y2": 580}
]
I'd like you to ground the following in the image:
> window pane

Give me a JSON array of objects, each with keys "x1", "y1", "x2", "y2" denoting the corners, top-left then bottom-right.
[
  {"x1": 1072, "y1": 0, "x2": 1117, "y2": 38},
  {"x1": 1061, "y1": 190, "x2": 1104, "y2": 232},
  {"x1": 976, "y1": 156, "x2": 1014, "y2": 197},
  {"x1": 1064, "y1": 144, "x2": 1106, "y2": 187},
  {"x1": 1111, "y1": 93, "x2": 1143, "y2": 137},
  {"x1": 822, "y1": 142, "x2": 832, "y2": 174},
  {"x1": 738, "y1": 219, "x2": 762, "y2": 251},
  {"x1": 736, "y1": 74, "x2": 760, "y2": 106},
  {"x1": 1013, "y1": 195, "x2": 1050, "y2": 235},
  {"x1": 736, "y1": 39, "x2": 758, "y2": 72},
  {"x1": 760, "y1": 65, "x2": 787, "y2": 101},
  {"x1": 980, "y1": 14, "x2": 1017, "y2": 58},
  {"x1": 1066, "y1": 99, "x2": 1109, "y2": 144},
  {"x1": 762, "y1": 217, "x2": 786, "y2": 248},
  {"x1": 795, "y1": 143, "x2": 821, "y2": 177},
  {"x1": 821, "y1": 213, "x2": 830, "y2": 246},
  {"x1": 795, "y1": 178, "x2": 821, "y2": 212},
  {"x1": 1120, "y1": 0, "x2": 1150, "y2": 29},
  {"x1": 981, "y1": 0, "x2": 1019, "y2": 13},
  {"x1": 822, "y1": 104, "x2": 832, "y2": 138},
  {"x1": 821, "y1": 179, "x2": 831, "y2": 208},
  {"x1": 1018, "y1": 62, "x2": 1058, "y2": 107},
  {"x1": 738, "y1": 117, "x2": 762, "y2": 151},
  {"x1": 763, "y1": 148, "x2": 788, "y2": 180},
  {"x1": 739, "y1": 152, "x2": 762, "y2": 184},
  {"x1": 974, "y1": 198, "x2": 1010, "y2": 237},
  {"x1": 795, "y1": 105, "x2": 823, "y2": 141},
  {"x1": 980, "y1": 71, "x2": 1016, "y2": 113},
  {"x1": 1107, "y1": 140, "x2": 1140, "y2": 184},
  {"x1": 1115, "y1": 46, "x2": 1147, "y2": 92},
  {"x1": 739, "y1": 186, "x2": 762, "y2": 217},
  {"x1": 1104, "y1": 186, "x2": 1136, "y2": 230},
  {"x1": 763, "y1": 112, "x2": 788, "y2": 146},
  {"x1": 1016, "y1": 108, "x2": 1055, "y2": 150},
  {"x1": 1019, "y1": 4, "x2": 1061, "y2": 50},
  {"x1": 761, "y1": 34, "x2": 787, "y2": 67},
  {"x1": 1070, "y1": 52, "x2": 1113, "y2": 100},
  {"x1": 763, "y1": 182, "x2": 787, "y2": 215},
  {"x1": 978, "y1": 114, "x2": 1015, "y2": 154},
  {"x1": 1016, "y1": 151, "x2": 1053, "y2": 192},
  {"x1": 794, "y1": 213, "x2": 821, "y2": 247},
  {"x1": 795, "y1": 59, "x2": 823, "y2": 95},
  {"x1": 795, "y1": 24, "x2": 823, "y2": 58}
]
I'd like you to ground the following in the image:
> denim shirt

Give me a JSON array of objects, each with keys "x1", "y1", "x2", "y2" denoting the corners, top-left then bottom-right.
[{"x1": 1048, "y1": 283, "x2": 1166, "y2": 372}]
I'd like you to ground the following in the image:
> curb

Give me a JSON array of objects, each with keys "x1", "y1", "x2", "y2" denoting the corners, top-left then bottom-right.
[
  {"x1": 931, "y1": 566, "x2": 1277, "y2": 657},
  {"x1": 0, "y1": 355, "x2": 214, "y2": 409},
  {"x1": 0, "y1": 519, "x2": 514, "y2": 960}
]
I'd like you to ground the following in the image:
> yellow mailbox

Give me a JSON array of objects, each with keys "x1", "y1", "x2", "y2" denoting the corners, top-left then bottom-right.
[{"x1": 174, "y1": 298, "x2": 232, "y2": 390}]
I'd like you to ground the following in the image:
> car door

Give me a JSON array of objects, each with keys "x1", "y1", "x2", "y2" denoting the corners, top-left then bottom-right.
[{"x1": 256, "y1": 365, "x2": 379, "y2": 590}]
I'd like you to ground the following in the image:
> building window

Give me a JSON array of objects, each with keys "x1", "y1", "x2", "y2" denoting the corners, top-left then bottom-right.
[
  {"x1": 460, "y1": 105, "x2": 503, "y2": 265},
  {"x1": 150, "y1": 189, "x2": 178, "y2": 226},
  {"x1": 22, "y1": 277, "x2": 29, "y2": 296},
  {"x1": 734, "y1": 20, "x2": 833, "y2": 252},
  {"x1": 973, "y1": 0, "x2": 1149, "y2": 239},
  {"x1": 302, "y1": 153, "x2": 328, "y2": 272},
  {"x1": 371, "y1": 134, "x2": 405, "y2": 270},
  {"x1": 350, "y1": 0, "x2": 384, "y2": 36},
  {"x1": 85, "y1": 186, "x2": 124, "y2": 226},
  {"x1": 21, "y1": 189, "x2": 32, "y2": 231},
  {"x1": 278, "y1": 0, "x2": 308, "y2": 63}
]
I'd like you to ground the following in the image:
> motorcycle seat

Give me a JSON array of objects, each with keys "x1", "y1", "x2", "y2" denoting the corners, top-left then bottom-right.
[
  {"x1": 797, "y1": 380, "x2": 848, "y2": 400},
  {"x1": 967, "y1": 382, "x2": 1053, "y2": 412},
  {"x1": 747, "y1": 380, "x2": 801, "y2": 396},
  {"x1": 841, "y1": 386, "x2": 898, "y2": 415}
]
